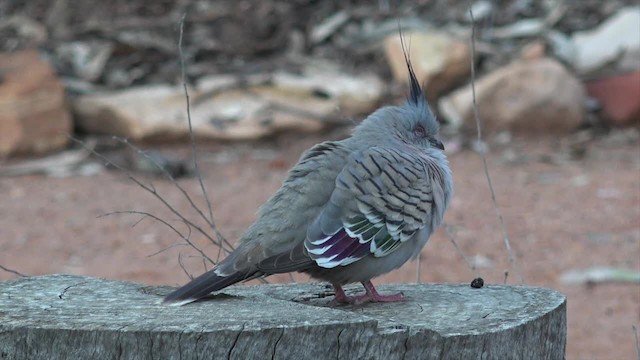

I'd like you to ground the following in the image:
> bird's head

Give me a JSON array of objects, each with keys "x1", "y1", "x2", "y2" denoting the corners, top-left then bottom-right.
[{"x1": 353, "y1": 36, "x2": 444, "y2": 152}]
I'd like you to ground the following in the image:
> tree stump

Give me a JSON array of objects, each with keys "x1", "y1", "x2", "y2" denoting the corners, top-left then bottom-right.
[{"x1": 0, "y1": 275, "x2": 566, "y2": 359}]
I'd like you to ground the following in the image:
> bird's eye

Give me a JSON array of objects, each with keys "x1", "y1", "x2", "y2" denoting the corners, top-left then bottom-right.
[{"x1": 414, "y1": 125, "x2": 427, "y2": 138}]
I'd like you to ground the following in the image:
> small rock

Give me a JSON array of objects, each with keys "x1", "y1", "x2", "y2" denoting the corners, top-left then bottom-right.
[
  {"x1": 438, "y1": 58, "x2": 585, "y2": 135},
  {"x1": 0, "y1": 49, "x2": 72, "y2": 157},
  {"x1": 570, "y1": 174, "x2": 590, "y2": 187},
  {"x1": 571, "y1": 6, "x2": 640, "y2": 74},
  {"x1": 490, "y1": 19, "x2": 545, "y2": 39},
  {"x1": 384, "y1": 31, "x2": 471, "y2": 100},
  {"x1": 0, "y1": 15, "x2": 48, "y2": 50},
  {"x1": 56, "y1": 41, "x2": 113, "y2": 81},
  {"x1": 560, "y1": 266, "x2": 640, "y2": 285},
  {"x1": 309, "y1": 10, "x2": 350, "y2": 44},
  {"x1": 73, "y1": 85, "x2": 182, "y2": 140},
  {"x1": 470, "y1": 277, "x2": 484, "y2": 288},
  {"x1": 586, "y1": 70, "x2": 640, "y2": 126},
  {"x1": 0, "y1": 144, "x2": 94, "y2": 177}
]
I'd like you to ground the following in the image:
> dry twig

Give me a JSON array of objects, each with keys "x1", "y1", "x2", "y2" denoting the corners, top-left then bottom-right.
[
  {"x1": 178, "y1": 14, "x2": 229, "y2": 263},
  {"x1": 98, "y1": 210, "x2": 210, "y2": 262},
  {"x1": 0, "y1": 264, "x2": 27, "y2": 278},
  {"x1": 633, "y1": 325, "x2": 640, "y2": 360},
  {"x1": 468, "y1": 4, "x2": 524, "y2": 283},
  {"x1": 444, "y1": 223, "x2": 477, "y2": 276},
  {"x1": 110, "y1": 137, "x2": 235, "y2": 253},
  {"x1": 178, "y1": 252, "x2": 193, "y2": 280},
  {"x1": 175, "y1": 14, "x2": 269, "y2": 284},
  {"x1": 69, "y1": 136, "x2": 232, "y2": 263}
]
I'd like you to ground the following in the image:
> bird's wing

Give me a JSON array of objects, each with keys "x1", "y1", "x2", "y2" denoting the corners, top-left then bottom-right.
[
  {"x1": 305, "y1": 146, "x2": 437, "y2": 268},
  {"x1": 238, "y1": 140, "x2": 352, "y2": 274},
  {"x1": 164, "y1": 141, "x2": 352, "y2": 302}
]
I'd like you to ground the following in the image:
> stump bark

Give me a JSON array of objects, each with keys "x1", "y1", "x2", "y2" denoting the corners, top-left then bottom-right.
[{"x1": 0, "y1": 275, "x2": 566, "y2": 359}]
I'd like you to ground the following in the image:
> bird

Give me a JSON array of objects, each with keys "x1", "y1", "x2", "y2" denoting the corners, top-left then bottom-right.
[{"x1": 164, "y1": 42, "x2": 453, "y2": 306}]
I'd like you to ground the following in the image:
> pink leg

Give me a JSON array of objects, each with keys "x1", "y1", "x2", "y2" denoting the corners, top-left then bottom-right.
[
  {"x1": 330, "y1": 284, "x2": 352, "y2": 305},
  {"x1": 330, "y1": 281, "x2": 405, "y2": 305}
]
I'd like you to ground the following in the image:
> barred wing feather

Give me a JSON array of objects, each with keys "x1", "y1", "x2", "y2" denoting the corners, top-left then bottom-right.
[{"x1": 305, "y1": 147, "x2": 437, "y2": 268}]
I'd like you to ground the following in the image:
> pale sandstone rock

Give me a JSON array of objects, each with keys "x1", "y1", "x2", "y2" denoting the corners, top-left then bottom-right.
[
  {"x1": 73, "y1": 64, "x2": 383, "y2": 141},
  {"x1": 572, "y1": 7, "x2": 640, "y2": 74},
  {"x1": 439, "y1": 58, "x2": 585, "y2": 135},
  {"x1": 0, "y1": 50, "x2": 72, "y2": 157}
]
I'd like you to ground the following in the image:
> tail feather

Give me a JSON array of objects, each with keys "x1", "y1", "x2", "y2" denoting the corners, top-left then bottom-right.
[{"x1": 163, "y1": 269, "x2": 251, "y2": 304}]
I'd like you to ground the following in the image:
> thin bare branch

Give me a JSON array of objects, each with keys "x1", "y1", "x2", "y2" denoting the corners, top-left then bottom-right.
[
  {"x1": 0, "y1": 264, "x2": 27, "y2": 277},
  {"x1": 178, "y1": 14, "x2": 227, "y2": 254},
  {"x1": 216, "y1": 239, "x2": 224, "y2": 264},
  {"x1": 468, "y1": 4, "x2": 523, "y2": 283},
  {"x1": 146, "y1": 243, "x2": 189, "y2": 258},
  {"x1": 100, "y1": 210, "x2": 215, "y2": 265},
  {"x1": 150, "y1": 218, "x2": 193, "y2": 258},
  {"x1": 444, "y1": 223, "x2": 477, "y2": 276},
  {"x1": 98, "y1": 211, "x2": 186, "y2": 238},
  {"x1": 110, "y1": 137, "x2": 235, "y2": 253},
  {"x1": 178, "y1": 252, "x2": 194, "y2": 280},
  {"x1": 130, "y1": 215, "x2": 147, "y2": 228},
  {"x1": 70, "y1": 136, "x2": 234, "y2": 257},
  {"x1": 633, "y1": 325, "x2": 640, "y2": 360}
]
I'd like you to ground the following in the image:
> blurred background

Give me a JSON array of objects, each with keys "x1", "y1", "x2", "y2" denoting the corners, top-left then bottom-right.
[{"x1": 0, "y1": 1, "x2": 638, "y2": 358}]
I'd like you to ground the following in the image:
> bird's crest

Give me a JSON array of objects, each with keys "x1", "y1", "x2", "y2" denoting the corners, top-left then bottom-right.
[{"x1": 398, "y1": 28, "x2": 425, "y2": 106}]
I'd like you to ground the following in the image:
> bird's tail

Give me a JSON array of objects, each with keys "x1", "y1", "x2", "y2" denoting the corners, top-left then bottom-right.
[{"x1": 163, "y1": 269, "x2": 251, "y2": 305}]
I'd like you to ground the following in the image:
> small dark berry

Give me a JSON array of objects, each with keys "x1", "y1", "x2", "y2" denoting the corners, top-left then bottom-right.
[{"x1": 470, "y1": 277, "x2": 484, "y2": 288}]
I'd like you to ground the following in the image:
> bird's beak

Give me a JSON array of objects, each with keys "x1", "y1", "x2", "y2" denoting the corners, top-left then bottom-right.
[{"x1": 430, "y1": 138, "x2": 445, "y2": 151}]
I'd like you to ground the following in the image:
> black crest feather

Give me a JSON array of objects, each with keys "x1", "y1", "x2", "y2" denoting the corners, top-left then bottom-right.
[{"x1": 398, "y1": 27, "x2": 424, "y2": 106}]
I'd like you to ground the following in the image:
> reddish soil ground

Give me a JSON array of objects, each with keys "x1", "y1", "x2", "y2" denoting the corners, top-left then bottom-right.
[{"x1": 1, "y1": 130, "x2": 638, "y2": 359}]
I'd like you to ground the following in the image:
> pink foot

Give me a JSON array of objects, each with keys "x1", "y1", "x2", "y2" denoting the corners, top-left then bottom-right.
[
  {"x1": 330, "y1": 281, "x2": 405, "y2": 305},
  {"x1": 329, "y1": 284, "x2": 352, "y2": 305}
]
